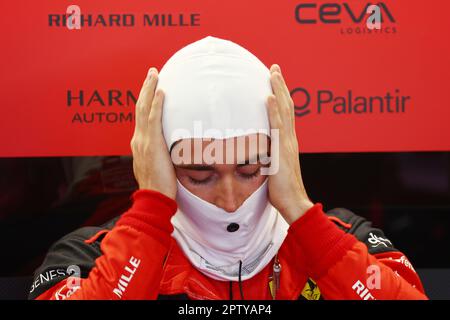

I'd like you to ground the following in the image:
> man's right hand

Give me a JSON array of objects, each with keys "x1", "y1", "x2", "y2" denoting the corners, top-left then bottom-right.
[{"x1": 130, "y1": 67, "x2": 177, "y2": 199}]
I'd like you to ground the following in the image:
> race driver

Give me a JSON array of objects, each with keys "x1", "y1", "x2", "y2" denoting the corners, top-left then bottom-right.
[{"x1": 29, "y1": 36, "x2": 427, "y2": 300}]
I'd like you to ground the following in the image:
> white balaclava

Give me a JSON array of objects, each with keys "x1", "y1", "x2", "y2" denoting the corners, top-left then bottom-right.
[{"x1": 156, "y1": 36, "x2": 289, "y2": 281}]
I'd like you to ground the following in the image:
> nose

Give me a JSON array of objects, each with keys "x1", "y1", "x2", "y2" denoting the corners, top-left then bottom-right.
[{"x1": 214, "y1": 176, "x2": 241, "y2": 213}]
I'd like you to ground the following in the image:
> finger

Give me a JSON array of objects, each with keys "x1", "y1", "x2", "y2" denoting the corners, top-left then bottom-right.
[
  {"x1": 272, "y1": 66, "x2": 291, "y2": 108},
  {"x1": 135, "y1": 67, "x2": 158, "y2": 133},
  {"x1": 276, "y1": 68, "x2": 296, "y2": 131},
  {"x1": 270, "y1": 64, "x2": 293, "y2": 105},
  {"x1": 271, "y1": 64, "x2": 290, "y2": 96},
  {"x1": 270, "y1": 65, "x2": 296, "y2": 132},
  {"x1": 275, "y1": 67, "x2": 294, "y2": 115},
  {"x1": 270, "y1": 71, "x2": 292, "y2": 131},
  {"x1": 148, "y1": 89, "x2": 165, "y2": 133},
  {"x1": 270, "y1": 64, "x2": 281, "y2": 74},
  {"x1": 266, "y1": 94, "x2": 283, "y2": 131}
]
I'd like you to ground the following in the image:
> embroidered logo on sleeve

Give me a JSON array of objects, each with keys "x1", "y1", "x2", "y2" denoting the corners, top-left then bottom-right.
[{"x1": 367, "y1": 232, "x2": 392, "y2": 248}]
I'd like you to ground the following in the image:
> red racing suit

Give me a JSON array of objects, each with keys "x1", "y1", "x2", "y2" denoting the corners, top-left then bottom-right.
[{"x1": 28, "y1": 189, "x2": 428, "y2": 300}]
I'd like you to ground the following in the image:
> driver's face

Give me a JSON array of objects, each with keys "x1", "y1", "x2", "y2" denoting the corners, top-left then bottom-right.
[{"x1": 172, "y1": 134, "x2": 269, "y2": 213}]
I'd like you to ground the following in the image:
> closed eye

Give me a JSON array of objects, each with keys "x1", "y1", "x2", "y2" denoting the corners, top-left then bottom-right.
[
  {"x1": 237, "y1": 166, "x2": 260, "y2": 180},
  {"x1": 188, "y1": 175, "x2": 213, "y2": 185}
]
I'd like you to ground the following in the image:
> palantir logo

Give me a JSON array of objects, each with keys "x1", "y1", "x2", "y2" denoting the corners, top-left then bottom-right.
[
  {"x1": 291, "y1": 88, "x2": 311, "y2": 117},
  {"x1": 290, "y1": 87, "x2": 410, "y2": 118}
]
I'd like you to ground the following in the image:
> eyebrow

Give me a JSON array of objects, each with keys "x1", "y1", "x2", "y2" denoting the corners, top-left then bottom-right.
[
  {"x1": 175, "y1": 153, "x2": 268, "y2": 170},
  {"x1": 175, "y1": 164, "x2": 214, "y2": 171},
  {"x1": 237, "y1": 153, "x2": 266, "y2": 167}
]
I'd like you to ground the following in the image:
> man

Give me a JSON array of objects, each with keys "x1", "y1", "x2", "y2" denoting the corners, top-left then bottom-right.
[{"x1": 29, "y1": 36, "x2": 427, "y2": 300}]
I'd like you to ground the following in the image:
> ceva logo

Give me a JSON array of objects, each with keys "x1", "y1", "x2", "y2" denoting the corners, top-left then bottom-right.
[{"x1": 294, "y1": 2, "x2": 395, "y2": 24}]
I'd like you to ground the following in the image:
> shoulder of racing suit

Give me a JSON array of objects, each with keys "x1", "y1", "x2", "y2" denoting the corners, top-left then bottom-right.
[
  {"x1": 28, "y1": 217, "x2": 119, "y2": 300},
  {"x1": 324, "y1": 207, "x2": 398, "y2": 256},
  {"x1": 27, "y1": 206, "x2": 411, "y2": 300}
]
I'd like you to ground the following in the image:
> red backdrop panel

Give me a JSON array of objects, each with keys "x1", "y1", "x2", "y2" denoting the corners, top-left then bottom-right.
[{"x1": 0, "y1": 0, "x2": 449, "y2": 156}]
